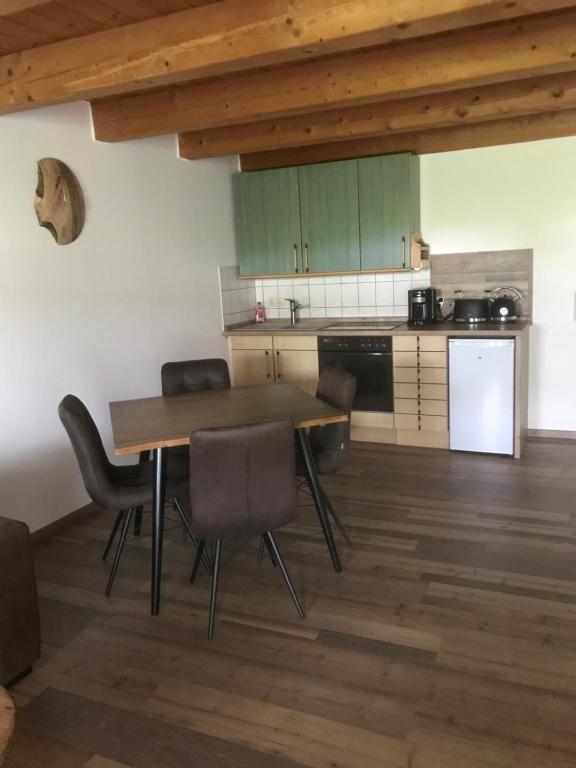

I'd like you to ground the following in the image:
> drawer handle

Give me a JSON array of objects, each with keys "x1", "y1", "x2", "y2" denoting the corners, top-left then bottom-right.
[
  {"x1": 304, "y1": 243, "x2": 310, "y2": 273},
  {"x1": 293, "y1": 244, "x2": 299, "y2": 273},
  {"x1": 401, "y1": 236, "x2": 407, "y2": 269}
]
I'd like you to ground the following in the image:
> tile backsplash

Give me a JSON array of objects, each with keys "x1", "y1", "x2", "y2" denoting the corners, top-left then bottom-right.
[{"x1": 219, "y1": 265, "x2": 430, "y2": 326}]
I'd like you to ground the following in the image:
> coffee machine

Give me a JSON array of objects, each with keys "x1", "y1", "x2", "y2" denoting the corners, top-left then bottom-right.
[{"x1": 408, "y1": 288, "x2": 439, "y2": 326}]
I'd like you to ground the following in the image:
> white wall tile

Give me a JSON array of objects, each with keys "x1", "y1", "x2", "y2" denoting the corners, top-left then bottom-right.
[
  {"x1": 358, "y1": 282, "x2": 376, "y2": 306},
  {"x1": 324, "y1": 275, "x2": 342, "y2": 284},
  {"x1": 326, "y1": 307, "x2": 344, "y2": 317},
  {"x1": 325, "y1": 284, "x2": 342, "y2": 307},
  {"x1": 293, "y1": 283, "x2": 310, "y2": 306},
  {"x1": 308, "y1": 275, "x2": 325, "y2": 285},
  {"x1": 341, "y1": 274, "x2": 358, "y2": 284},
  {"x1": 262, "y1": 285, "x2": 279, "y2": 306},
  {"x1": 341, "y1": 282, "x2": 359, "y2": 306},
  {"x1": 376, "y1": 282, "x2": 394, "y2": 305},
  {"x1": 393, "y1": 271, "x2": 412, "y2": 283},
  {"x1": 299, "y1": 307, "x2": 311, "y2": 319},
  {"x1": 358, "y1": 272, "x2": 376, "y2": 283},
  {"x1": 309, "y1": 307, "x2": 326, "y2": 318},
  {"x1": 375, "y1": 273, "x2": 394, "y2": 282},
  {"x1": 309, "y1": 284, "x2": 326, "y2": 307},
  {"x1": 377, "y1": 305, "x2": 395, "y2": 316}
]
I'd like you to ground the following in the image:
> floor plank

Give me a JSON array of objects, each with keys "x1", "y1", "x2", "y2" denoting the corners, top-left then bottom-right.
[{"x1": 7, "y1": 438, "x2": 576, "y2": 768}]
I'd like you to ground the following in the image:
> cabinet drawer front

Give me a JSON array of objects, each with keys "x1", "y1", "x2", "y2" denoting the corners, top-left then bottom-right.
[
  {"x1": 394, "y1": 367, "x2": 418, "y2": 383},
  {"x1": 394, "y1": 413, "x2": 419, "y2": 430},
  {"x1": 395, "y1": 398, "x2": 418, "y2": 415},
  {"x1": 273, "y1": 335, "x2": 318, "y2": 351},
  {"x1": 418, "y1": 336, "x2": 446, "y2": 352},
  {"x1": 420, "y1": 383, "x2": 447, "y2": 400},
  {"x1": 395, "y1": 382, "x2": 418, "y2": 399},
  {"x1": 230, "y1": 335, "x2": 273, "y2": 350},
  {"x1": 394, "y1": 351, "x2": 418, "y2": 367},
  {"x1": 393, "y1": 336, "x2": 417, "y2": 352},
  {"x1": 419, "y1": 367, "x2": 447, "y2": 384},
  {"x1": 420, "y1": 399, "x2": 447, "y2": 417},
  {"x1": 419, "y1": 351, "x2": 447, "y2": 368},
  {"x1": 420, "y1": 415, "x2": 448, "y2": 432}
]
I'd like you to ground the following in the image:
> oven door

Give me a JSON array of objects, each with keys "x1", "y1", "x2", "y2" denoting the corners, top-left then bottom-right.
[{"x1": 318, "y1": 350, "x2": 394, "y2": 412}]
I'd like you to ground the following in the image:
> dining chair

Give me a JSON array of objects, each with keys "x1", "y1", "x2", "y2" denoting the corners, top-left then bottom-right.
[
  {"x1": 184, "y1": 418, "x2": 304, "y2": 640},
  {"x1": 58, "y1": 395, "x2": 189, "y2": 596},
  {"x1": 156, "y1": 358, "x2": 231, "y2": 542},
  {"x1": 297, "y1": 366, "x2": 357, "y2": 545}
]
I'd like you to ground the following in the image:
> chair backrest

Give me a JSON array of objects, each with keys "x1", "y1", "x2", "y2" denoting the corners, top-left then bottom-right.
[
  {"x1": 161, "y1": 359, "x2": 230, "y2": 396},
  {"x1": 310, "y1": 366, "x2": 357, "y2": 475},
  {"x1": 188, "y1": 419, "x2": 298, "y2": 539},
  {"x1": 58, "y1": 395, "x2": 116, "y2": 509}
]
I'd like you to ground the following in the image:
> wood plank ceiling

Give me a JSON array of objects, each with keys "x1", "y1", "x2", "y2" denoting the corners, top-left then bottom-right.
[{"x1": 2, "y1": 0, "x2": 576, "y2": 169}]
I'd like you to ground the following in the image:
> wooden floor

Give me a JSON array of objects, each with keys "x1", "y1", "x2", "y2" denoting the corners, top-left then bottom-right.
[{"x1": 7, "y1": 438, "x2": 576, "y2": 768}]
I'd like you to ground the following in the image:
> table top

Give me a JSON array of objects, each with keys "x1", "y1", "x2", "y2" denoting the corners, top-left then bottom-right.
[{"x1": 110, "y1": 382, "x2": 348, "y2": 455}]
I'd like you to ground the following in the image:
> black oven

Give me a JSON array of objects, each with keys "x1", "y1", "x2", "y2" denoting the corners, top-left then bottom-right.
[{"x1": 318, "y1": 336, "x2": 393, "y2": 412}]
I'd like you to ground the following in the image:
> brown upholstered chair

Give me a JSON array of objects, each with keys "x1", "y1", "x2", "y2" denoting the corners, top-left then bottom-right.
[
  {"x1": 184, "y1": 419, "x2": 304, "y2": 639},
  {"x1": 161, "y1": 358, "x2": 230, "y2": 396},
  {"x1": 58, "y1": 395, "x2": 188, "y2": 596},
  {"x1": 0, "y1": 517, "x2": 41, "y2": 686},
  {"x1": 297, "y1": 366, "x2": 357, "y2": 545}
]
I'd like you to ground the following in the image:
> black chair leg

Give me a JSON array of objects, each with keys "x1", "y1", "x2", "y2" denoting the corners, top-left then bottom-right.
[
  {"x1": 208, "y1": 540, "x2": 222, "y2": 640},
  {"x1": 190, "y1": 540, "x2": 206, "y2": 584},
  {"x1": 257, "y1": 535, "x2": 265, "y2": 564},
  {"x1": 265, "y1": 531, "x2": 304, "y2": 620},
  {"x1": 172, "y1": 496, "x2": 212, "y2": 575},
  {"x1": 106, "y1": 508, "x2": 133, "y2": 597},
  {"x1": 133, "y1": 507, "x2": 143, "y2": 537},
  {"x1": 102, "y1": 510, "x2": 123, "y2": 562},
  {"x1": 321, "y1": 487, "x2": 352, "y2": 546}
]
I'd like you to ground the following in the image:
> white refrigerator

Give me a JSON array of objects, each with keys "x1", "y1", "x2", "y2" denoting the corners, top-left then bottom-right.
[{"x1": 448, "y1": 338, "x2": 515, "y2": 455}]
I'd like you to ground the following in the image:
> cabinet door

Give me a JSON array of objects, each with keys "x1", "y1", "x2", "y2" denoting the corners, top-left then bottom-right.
[
  {"x1": 230, "y1": 348, "x2": 274, "y2": 386},
  {"x1": 298, "y1": 160, "x2": 360, "y2": 273},
  {"x1": 358, "y1": 154, "x2": 420, "y2": 271},
  {"x1": 233, "y1": 168, "x2": 301, "y2": 277},
  {"x1": 275, "y1": 349, "x2": 319, "y2": 395}
]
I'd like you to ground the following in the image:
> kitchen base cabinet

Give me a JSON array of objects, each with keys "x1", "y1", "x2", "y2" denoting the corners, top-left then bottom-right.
[
  {"x1": 393, "y1": 334, "x2": 449, "y2": 449},
  {"x1": 229, "y1": 335, "x2": 318, "y2": 394},
  {"x1": 230, "y1": 335, "x2": 274, "y2": 387},
  {"x1": 350, "y1": 412, "x2": 396, "y2": 444}
]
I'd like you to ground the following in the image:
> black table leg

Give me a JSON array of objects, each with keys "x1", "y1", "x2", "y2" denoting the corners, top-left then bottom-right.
[
  {"x1": 296, "y1": 428, "x2": 342, "y2": 573},
  {"x1": 151, "y1": 446, "x2": 167, "y2": 615}
]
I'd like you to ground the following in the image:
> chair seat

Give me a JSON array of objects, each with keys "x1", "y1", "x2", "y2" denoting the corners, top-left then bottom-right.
[{"x1": 108, "y1": 456, "x2": 188, "y2": 508}]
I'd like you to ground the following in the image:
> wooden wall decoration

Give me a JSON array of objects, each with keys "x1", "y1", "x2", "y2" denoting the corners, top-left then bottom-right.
[{"x1": 34, "y1": 158, "x2": 85, "y2": 245}]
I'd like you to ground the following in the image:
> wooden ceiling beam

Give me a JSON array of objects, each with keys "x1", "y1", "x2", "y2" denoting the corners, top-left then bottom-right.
[
  {"x1": 92, "y1": 8, "x2": 576, "y2": 142},
  {"x1": 2, "y1": 0, "x2": 565, "y2": 115},
  {"x1": 179, "y1": 71, "x2": 576, "y2": 158},
  {"x1": 0, "y1": 0, "x2": 53, "y2": 15},
  {"x1": 239, "y1": 108, "x2": 576, "y2": 170}
]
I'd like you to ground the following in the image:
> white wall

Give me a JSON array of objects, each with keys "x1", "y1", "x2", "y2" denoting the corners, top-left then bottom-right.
[
  {"x1": 0, "y1": 102, "x2": 237, "y2": 531},
  {"x1": 421, "y1": 137, "x2": 576, "y2": 432}
]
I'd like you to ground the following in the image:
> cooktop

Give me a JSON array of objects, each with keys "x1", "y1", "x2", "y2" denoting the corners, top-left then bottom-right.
[{"x1": 322, "y1": 320, "x2": 405, "y2": 331}]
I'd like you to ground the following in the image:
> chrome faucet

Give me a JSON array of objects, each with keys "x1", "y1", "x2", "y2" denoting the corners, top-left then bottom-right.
[{"x1": 284, "y1": 298, "x2": 300, "y2": 326}]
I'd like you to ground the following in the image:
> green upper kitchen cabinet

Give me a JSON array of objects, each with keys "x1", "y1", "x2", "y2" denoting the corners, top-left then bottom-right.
[
  {"x1": 298, "y1": 160, "x2": 360, "y2": 274},
  {"x1": 233, "y1": 167, "x2": 302, "y2": 277},
  {"x1": 358, "y1": 154, "x2": 420, "y2": 271}
]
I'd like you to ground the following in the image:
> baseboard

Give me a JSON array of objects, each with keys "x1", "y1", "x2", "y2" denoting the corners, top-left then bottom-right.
[
  {"x1": 31, "y1": 501, "x2": 100, "y2": 545},
  {"x1": 527, "y1": 429, "x2": 576, "y2": 441}
]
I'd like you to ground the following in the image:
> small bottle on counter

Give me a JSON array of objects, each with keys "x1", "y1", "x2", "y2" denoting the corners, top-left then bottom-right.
[{"x1": 255, "y1": 302, "x2": 266, "y2": 324}]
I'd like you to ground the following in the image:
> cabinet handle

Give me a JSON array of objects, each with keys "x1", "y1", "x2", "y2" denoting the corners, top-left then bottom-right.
[
  {"x1": 276, "y1": 349, "x2": 281, "y2": 378},
  {"x1": 401, "y1": 236, "x2": 407, "y2": 269},
  {"x1": 304, "y1": 243, "x2": 310, "y2": 273},
  {"x1": 293, "y1": 244, "x2": 299, "y2": 274},
  {"x1": 265, "y1": 349, "x2": 272, "y2": 379}
]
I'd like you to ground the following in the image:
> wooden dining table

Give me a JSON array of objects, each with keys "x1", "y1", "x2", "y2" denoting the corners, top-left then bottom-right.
[{"x1": 109, "y1": 382, "x2": 348, "y2": 615}]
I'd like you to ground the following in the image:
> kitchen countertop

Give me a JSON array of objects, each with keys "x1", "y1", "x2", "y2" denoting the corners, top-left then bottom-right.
[{"x1": 224, "y1": 318, "x2": 531, "y2": 337}]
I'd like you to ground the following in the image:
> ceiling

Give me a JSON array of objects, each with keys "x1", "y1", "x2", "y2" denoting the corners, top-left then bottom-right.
[{"x1": 2, "y1": 0, "x2": 576, "y2": 170}]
